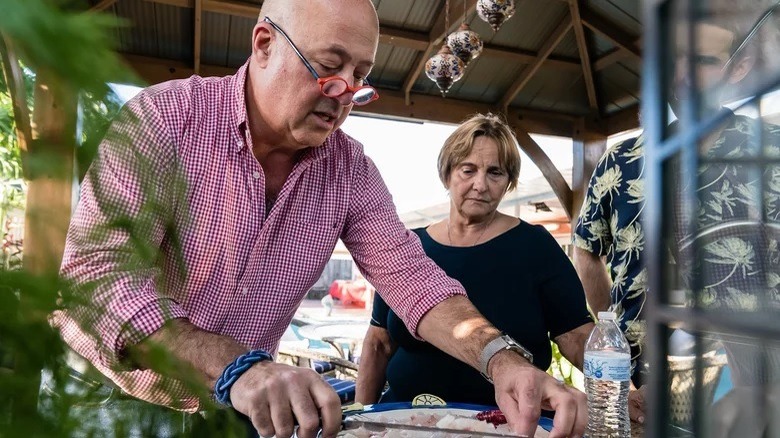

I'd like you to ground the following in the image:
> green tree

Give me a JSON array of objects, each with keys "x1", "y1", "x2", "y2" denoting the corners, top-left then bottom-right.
[{"x1": 0, "y1": 1, "x2": 239, "y2": 436}]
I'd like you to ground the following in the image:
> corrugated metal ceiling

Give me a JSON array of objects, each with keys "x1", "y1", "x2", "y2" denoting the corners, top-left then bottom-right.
[{"x1": 94, "y1": 0, "x2": 642, "y2": 122}]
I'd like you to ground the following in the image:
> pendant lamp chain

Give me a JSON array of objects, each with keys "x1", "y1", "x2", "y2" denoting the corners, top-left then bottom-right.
[{"x1": 424, "y1": 0, "x2": 466, "y2": 96}]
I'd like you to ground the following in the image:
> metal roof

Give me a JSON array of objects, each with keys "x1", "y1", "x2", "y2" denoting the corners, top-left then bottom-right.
[{"x1": 92, "y1": 0, "x2": 641, "y2": 136}]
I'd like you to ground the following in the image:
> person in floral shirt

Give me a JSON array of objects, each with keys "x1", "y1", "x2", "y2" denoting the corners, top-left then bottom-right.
[
  {"x1": 674, "y1": 114, "x2": 780, "y2": 386},
  {"x1": 573, "y1": 134, "x2": 647, "y2": 385},
  {"x1": 575, "y1": 0, "x2": 780, "y2": 389}
]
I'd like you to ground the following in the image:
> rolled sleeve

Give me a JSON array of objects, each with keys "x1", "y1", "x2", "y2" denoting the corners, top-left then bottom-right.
[
  {"x1": 58, "y1": 92, "x2": 183, "y2": 368},
  {"x1": 118, "y1": 296, "x2": 188, "y2": 359},
  {"x1": 342, "y1": 155, "x2": 466, "y2": 339}
]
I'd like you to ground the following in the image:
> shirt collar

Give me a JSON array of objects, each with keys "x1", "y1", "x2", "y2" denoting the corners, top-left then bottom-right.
[{"x1": 230, "y1": 60, "x2": 250, "y2": 152}]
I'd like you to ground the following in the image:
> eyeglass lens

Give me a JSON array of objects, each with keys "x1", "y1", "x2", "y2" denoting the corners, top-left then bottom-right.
[{"x1": 320, "y1": 79, "x2": 376, "y2": 105}]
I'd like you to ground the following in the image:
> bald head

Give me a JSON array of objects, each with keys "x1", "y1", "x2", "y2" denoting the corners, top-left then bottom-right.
[
  {"x1": 260, "y1": 0, "x2": 379, "y2": 35},
  {"x1": 246, "y1": 0, "x2": 380, "y2": 150}
]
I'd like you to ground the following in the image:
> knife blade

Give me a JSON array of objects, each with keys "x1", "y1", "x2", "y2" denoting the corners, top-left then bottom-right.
[{"x1": 341, "y1": 417, "x2": 524, "y2": 437}]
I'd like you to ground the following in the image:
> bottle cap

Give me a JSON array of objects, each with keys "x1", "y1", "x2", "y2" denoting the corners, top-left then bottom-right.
[{"x1": 598, "y1": 311, "x2": 617, "y2": 321}]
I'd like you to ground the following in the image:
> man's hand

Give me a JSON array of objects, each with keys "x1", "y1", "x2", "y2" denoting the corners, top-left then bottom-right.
[
  {"x1": 230, "y1": 361, "x2": 342, "y2": 438},
  {"x1": 490, "y1": 351, "x2": 587, "y2": 438},
  {"x1": 628, "y1": 384, "x2": 646, "y2": 424}
]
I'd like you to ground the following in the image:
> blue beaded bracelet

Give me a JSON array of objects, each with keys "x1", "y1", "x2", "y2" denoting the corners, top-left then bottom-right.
[{"x1": 214, "y1": 349, "x2": 273, "y2": 407}]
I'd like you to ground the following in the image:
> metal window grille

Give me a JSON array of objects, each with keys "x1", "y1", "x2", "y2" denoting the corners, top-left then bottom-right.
[{"x1": 643, "y1": 1, "x2": 780, "y2": 436}]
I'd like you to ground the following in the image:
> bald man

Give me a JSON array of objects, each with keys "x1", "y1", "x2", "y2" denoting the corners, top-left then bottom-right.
[{"x1": 51, "y1": 1, "x2": 586, "y2": 437}]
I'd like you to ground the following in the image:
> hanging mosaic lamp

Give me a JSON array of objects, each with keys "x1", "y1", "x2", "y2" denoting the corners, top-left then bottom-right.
[
  {"x1": 476, "y1": 0, "x2": 516, "y2": 32},
  {"x1": 425, "y1": 43, "x2": 465, "y2": 96},
  {"x1": 446, "y1": 22, "x2": 484, "y2": 65}
]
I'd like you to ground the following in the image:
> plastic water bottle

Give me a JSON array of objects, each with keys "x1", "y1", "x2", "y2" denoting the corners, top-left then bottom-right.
[{"x1": 584, "y1": 311, "x2": 631, "y2": 437}]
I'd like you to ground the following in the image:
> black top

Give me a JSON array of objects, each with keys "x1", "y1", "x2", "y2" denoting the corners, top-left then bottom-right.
[{"x1": 371, "y1": 221, "x2": 592, "y2": 406}]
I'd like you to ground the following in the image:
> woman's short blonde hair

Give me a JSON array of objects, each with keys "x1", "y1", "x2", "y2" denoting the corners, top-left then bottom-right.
[{"x1": 437, "y1": 113, "x2": 521, "y2": 192}]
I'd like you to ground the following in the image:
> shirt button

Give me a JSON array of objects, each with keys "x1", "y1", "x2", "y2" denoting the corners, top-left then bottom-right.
[
  {"x1": 241, "y1": 287, "x2": 249, "y2": 295},
  {"x1": 252, "y1": 171, "x2": 261, "y2": 179}
]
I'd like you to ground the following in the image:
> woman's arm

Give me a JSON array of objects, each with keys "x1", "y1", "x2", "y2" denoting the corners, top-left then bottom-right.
[
  {"x1": 553, "y1": 322, "x2": 594, "y2": 371},
  {"x1": 355, "y1": 325, "x2": 397, "y2": 404}
]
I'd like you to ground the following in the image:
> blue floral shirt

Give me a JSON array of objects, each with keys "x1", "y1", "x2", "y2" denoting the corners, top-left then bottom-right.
[
  {"x1": 574, "y1": 113, "x2": 780, "y2": 369},
  {"x1": 573, "y1": 136, "x2": 647, "y2": 354}
]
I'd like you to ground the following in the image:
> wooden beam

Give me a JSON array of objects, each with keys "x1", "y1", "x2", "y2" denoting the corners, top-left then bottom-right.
[
  {"x1": 144, "y1": 0, "x2": 259, "y2": 18},
  {"x1": 194, "y1": 0, "x2": 203, "y2": 74},
  {"x1": 483, "y1": 45, "x2": 581, "y2": 71},
  {"x1": 90, "y1": 0, "x2": 118, "y2": 11},
  {"x1": 568, "y1": 0, "x2": 598, "y2": 110},
  {"x1": 602, "y1": 104, "x2": 639, "y2": 136},
  {"x1": 580, "y1": 6, "x2": 641, "y2": 59},
  {"x1": 512, "y1": 126, "x2": 574, "y2": 220},
  {"x1": 401, "y1": 0, "x2": 477, "y2": 105},
  {"x1": 204, "y1": 0, "x2": 258, "y2": 19},
  {"x1": 121, "y1": 53, "x2": 580, "y2": 137},
  {"x1": 499, "y1": 17, "x2": 572, "y2": 110},
  {"x1": 0, "y1": 34, "x2": 31, "y2": 176},
  {"x1": 142, "y1": 0, "x2": 583, "y2": 72},
  {"x1": 359, "y1": 87, "x2": 577, "y2": 138},
  {"x1": 147, "y1": 0, "x2": 191, "y2": 8},
  {"x1": 120, "y1": 54, "x2": 234, "y2": 85},
  {"x1": 594, "y1": 47, "x2": 630, "y2": 71},
  {"x1": 379, "y1": 27, "x2": 430, "y2": 52},
  {"x1": 379, "y1": 28, "x2": 583, "y2": 71}
]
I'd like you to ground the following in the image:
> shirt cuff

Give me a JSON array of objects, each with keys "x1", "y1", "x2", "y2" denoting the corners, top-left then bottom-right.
[
  {"x1": 404, "y1": 286, "x2": 467, "y2": 341},
  {"x1": 108, "y1": 298, "x2": 188, "y2": 369},
  {"x1": 572, "y1": 233, "x2": 599, "y2": 255}
]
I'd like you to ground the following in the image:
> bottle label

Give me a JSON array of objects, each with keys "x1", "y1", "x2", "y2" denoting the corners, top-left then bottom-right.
[{"x1": 584, "y1": 352, "x2": 631, "y2": 381}]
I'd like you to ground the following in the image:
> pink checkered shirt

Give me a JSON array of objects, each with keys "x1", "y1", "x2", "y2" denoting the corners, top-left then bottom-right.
[{"x1": 53, "y1": 61, "x2": 465, "y2": 411}]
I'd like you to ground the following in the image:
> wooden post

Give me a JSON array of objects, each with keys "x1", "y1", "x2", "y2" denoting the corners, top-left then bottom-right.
[
  {"x1": 1, "y1": 43, "x2": 77, "y2": 428},
  {"x1": 571, "y1": 117, "x2": 607, "y2": 234},
  {"x1": 511, "y1": 124, "x2": 574, "y2": 220},
  {"x1": 24, "y1": 70, "x2": 77, "y2": 275},
  {"x1": 17, "y1": 70, "x2": 76, "y2": 424}
]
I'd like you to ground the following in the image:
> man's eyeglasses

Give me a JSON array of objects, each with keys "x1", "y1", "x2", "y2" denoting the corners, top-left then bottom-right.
[{"x1": 263, "y1": 16, "x2": 379, "y2": 106}]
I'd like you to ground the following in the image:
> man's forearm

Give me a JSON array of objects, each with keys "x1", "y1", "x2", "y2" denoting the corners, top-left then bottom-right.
[
  {"x1": 129, "y1": 318, "x2": 247, "y2": 389},
  {"x1": 573, "y1": 247, "x2": 612, "y2": 314},
  {"x1": 416, "y1": 295, "x2": 507, "y2": 371}
]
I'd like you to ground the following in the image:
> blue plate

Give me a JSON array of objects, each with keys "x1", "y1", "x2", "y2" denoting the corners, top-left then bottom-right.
[{"x1": 341, "y1": 394, "x2": 554, "y2": 433}]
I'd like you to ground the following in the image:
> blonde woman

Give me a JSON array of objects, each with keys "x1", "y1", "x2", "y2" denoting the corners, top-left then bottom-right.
[{"x1": 356, "y1": 113, "x2": 594, "y2": 406}]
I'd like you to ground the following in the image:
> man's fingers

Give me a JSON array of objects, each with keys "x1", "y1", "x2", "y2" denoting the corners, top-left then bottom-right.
[
  {"x1": 269, "y1": 397, "x2": 296, "y2": 438},
  {"x1": 569, "y1": 387, "x2": 588, "y2": 436},
  {"x1": 250, "y1": 398, "x2": 275, "y2": 438},
  {"x1": 497, "y1": 383, "x2": 541, "y2": 437},
  {"x1": 546, "y1": 382, "x2": 578, "y2": 438},
  {"x1": 229, "y1": 363, "x2": 340, "y2": 438},
  {"x1": 310, "y1": 377, "x2": 342, "y2": 438},
  {"x1": 289, "y1": 378, "x2": 322, "y2": 438}
]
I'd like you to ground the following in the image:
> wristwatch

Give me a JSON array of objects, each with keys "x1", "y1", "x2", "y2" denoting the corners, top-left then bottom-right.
[{"x1": 479, "y1": 333, "x2": 534, "y2": 383}]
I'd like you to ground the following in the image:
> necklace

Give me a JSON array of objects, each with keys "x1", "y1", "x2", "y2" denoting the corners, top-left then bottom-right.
[{"x1": 447, "y1": 212, "x2": 497, "y2": 247}]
